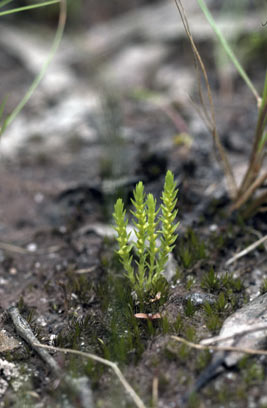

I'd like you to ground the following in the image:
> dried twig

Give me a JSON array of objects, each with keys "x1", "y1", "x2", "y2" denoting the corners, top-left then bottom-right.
[
  {"x1": 172, "y1": 334, "x2": 267, "y2": 356},
  {"x1": 230, "y1": 171, "x2": 267, "y2": 211},
  {"x1": 9, "y1": 306, "x2": 60, "y2": 374},
  {"x1": 75, "y1": 266, "x2": 97, "y2": 274},
  {"x1": 0, "y1": 242, "x2": 29, "y2": 254},
  {"x1": 152, "y1": 377, "x2": 159, "y2": 408},
  {"x1": 173, "y1": 0, "x2": 237, "y2": 198},
  {"x1": 199, "y1": 323, "x2": 267, "y2": 346},
  {"x1": 33, "y1": 343, "x2": 147, "y2": 408},
  {"x1": 225, "y1": 234, "x2": 267, "y2": 266},
  {"x1": 9, "y1": 307, "x2": 94, "y2": 408},
  {"x1": 238, "y1": 102, "x2": 267, "y2": 197},
  {"x1": 0, "y1": 241, "x2": 63, "y2": 255},
  {"x1": 243, "y1": 190, "x2": 267, "y2": 218}
]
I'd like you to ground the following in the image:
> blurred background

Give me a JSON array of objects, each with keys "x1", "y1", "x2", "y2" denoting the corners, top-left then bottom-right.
[{"x1": 0, "y1": 0, "x2": 266, "y2": 236}]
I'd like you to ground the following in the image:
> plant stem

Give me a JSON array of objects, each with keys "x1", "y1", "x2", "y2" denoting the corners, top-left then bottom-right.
[
  {"x1": 1, "y1": 0, "x2": 66, "y2": 134},
  {"x1": 196, "y1": 0, "x2": 260, "y2": 104},
  {"x1": 131, "y1": 182, "x2": 148, "y2": 292},
  {"x1": 0, "y1": 0, "x2": 59, "y2": 16}
]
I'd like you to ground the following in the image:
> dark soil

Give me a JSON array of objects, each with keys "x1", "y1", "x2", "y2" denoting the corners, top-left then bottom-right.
[{"x1": 0, "y1": 4, "x2": 267, "y2": 408}]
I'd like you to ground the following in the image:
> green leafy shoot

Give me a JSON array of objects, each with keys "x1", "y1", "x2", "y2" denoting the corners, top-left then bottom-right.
[
  {"x1": 113, "y1": 170, "x2": 179, "y2": 299},
  {"x1": 113, "y1": 199, "x2": 135, "y2": 287}
]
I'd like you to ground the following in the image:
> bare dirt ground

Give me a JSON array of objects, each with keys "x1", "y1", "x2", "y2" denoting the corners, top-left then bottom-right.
[{"x1": 0, "y1": 1, "x2": 266, "y2": 407}]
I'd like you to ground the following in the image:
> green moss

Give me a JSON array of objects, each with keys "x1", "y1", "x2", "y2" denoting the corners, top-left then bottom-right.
[
  {"x1": 201, "y1": 267, "x2": 220, "y2": 292},
  {"x1": 176, "y1": 228, "x2": 206, "y2": 269},
  {"x1": 179, "y1": 245, "x2": 193, "y2": 268},
  {"x1": 202, "y1": 291, "x2": 231, "y2": 333},
  {"x1": 177, "y1": 343, "x2": 191, "y2": 361},
  {"x1": 201, "y1": 269, "x2": 243, "y2": 296},
  {"x1": 204, "y1": 313, "x2": 222, "y2": 333},
  {"x1": 260, "y1": 278, "x2": 267, "y2": 294},
  {"x1": 173, "y1": 314, "x2": 184, "y2": 334},
  {"x1": 187, "y1": 393, "x2": 200, "y2": 408},
  {"x1": 216, "y1": 383, "x2": 235, "y2": 403},
  {"x1": 184, "y1": 299, "x2": 197, "y2": 317},
  {"x1": 184, "y1": 325, "x2": 196, "y2": 342},
  {"x1": 161, "y1": 316, "x2": 170, "y2": 334},
  {"x1": 186, "y1": 276, "x2": 195, "y2": 290},
  {"x1": 195, "y1": 349, "x2": 212, "y2": 371},
  {"x1": 243, "y1": 362, "x2": 264, "y2": 385}
]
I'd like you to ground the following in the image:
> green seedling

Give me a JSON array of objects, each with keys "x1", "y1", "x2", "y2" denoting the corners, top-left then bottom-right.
[{"x1": 113, "y1": 170, "x2": 179, "y2": 299}]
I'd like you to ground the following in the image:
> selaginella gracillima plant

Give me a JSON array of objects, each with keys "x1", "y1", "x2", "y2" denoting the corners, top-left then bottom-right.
[{"x1": 113, "y1": 170, "x2": 179, "y2": 299}]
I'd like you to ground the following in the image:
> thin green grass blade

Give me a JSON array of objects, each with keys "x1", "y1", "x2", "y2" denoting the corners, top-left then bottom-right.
[
  {"x1": 258, "y1": 71, "x2": 267, "y2": 151},
  {"x1": 0, "y1": 95, "x2": 8, "y2": 122},
  {"x1": 261, "y1": 70, "x2": 267, "y2": 106},
  {"x1": 2, "y1": 0, "x2": 66, "y2": 133},
  {"x1": 0, "y1": 0, "x2": 59, "y2": 16},
  {"x1": 0, "y1": 0, "x2": 14, "y2": 9},
  {"x1": 0, "y1": 96, "x2": 8, "y2": 134},
  {"x1": 196, "y1": 0, "x2": 260, "y2": 103},
  {"x1": 258, "y1": 132, "x2": 267, "y2": 151}
]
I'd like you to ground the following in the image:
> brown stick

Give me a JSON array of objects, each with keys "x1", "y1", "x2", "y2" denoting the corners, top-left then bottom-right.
[
  {"x1": 173, "y1": 0, "x2": 237, "y2": 198},
  {"x1": 33, "y1": 343, "x2": 147, "y2": 408},
  {"x1": 172, "y1": 335, "x2": 267, "y2": 356},
  {"x1": 231, "y1": 171, "x2": 267, "y2": 211},
  {"x1": 238, "y1": 102, "x2": 267, "y2": 196}
]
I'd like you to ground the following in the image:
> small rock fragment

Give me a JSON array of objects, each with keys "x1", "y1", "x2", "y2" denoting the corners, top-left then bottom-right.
[{"x1": 0, "y1": 330, "x2": 19, "y2": 353}]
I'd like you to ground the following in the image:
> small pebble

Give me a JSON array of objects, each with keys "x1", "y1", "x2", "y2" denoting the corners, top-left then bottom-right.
[
  {"x1": 184, "y1": 292, "x2": 216, "y2": 307},
  {"x1": 27, "y1": 242, "x2": 37, "y2": 252},
  {"x1": 34, "y1": 193, "x2": 44, "y2": 203},
  {"x1": 9, "y1": 268, "x2": 17, "y2": 275}
]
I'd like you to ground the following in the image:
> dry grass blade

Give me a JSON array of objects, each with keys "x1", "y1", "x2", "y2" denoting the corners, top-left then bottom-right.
[
  {"x1": 237, "y1": 102, "x2": 267, "y2": 198},
  {"x1": 243, "y1": 190, "x2": 267, "y2": 217},
  {"x1": 172, "y1": 335, "x2": 267, "y2": 356},
  {"x1": 199, "y1": 323, "x2": 267, "y2": 346},
  {"x1": 226, "y1": 233, "x2": 267, "y2": 266},
  {"x1": 33, "y1": 343, "x2": 147, "y2": 408},
  {"x1": 0, "y1": 241, "x2": 29, "y2": 254},
  {"x1": 0, "y1": 241, "x2": 63, "y2": 255},
  {"x1": 231, "y1": 171, "x2": 267, "y2": 211},
  {"x1": 152, "y1": 377, "x2": 159, "y2": 408},
  {"x1": 173, "y1": 0, "x2": 237, "y2": 198}
]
